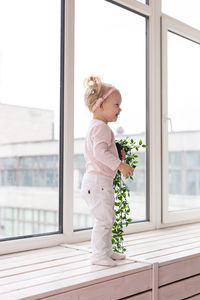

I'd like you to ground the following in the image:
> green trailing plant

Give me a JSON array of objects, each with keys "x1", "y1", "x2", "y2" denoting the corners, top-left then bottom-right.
[{"x1": 112, "y1": 137, "x2": 147, "y2": 253}]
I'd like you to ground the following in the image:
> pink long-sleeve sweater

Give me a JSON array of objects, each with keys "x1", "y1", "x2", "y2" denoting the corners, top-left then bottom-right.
[{"x1": 84, "y1": 119, "x2": 121, "y2": 179}]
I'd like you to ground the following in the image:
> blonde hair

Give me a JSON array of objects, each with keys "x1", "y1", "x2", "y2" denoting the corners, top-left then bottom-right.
[{"x1": 84, "y1": 76, "x2": 114, "y2": 112}]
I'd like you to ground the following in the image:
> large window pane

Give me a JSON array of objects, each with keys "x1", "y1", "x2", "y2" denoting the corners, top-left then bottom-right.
[
  {"x1": 162, "y1": 0, "x2": 200, "y2": 30},
  {"x1": 0, "y1": 0, "x2": 62, "y2": 239},
  {"x1": 74, "y1": 0, "x2": 147, "y2": 230},
  {"x1": 167, "y1": 32, "x2": 200, "y2": 211}
]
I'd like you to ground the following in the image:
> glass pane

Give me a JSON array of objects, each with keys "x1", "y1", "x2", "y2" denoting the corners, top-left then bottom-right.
[
  {"x1": 162, "y1": 0, "x2": 200, "y2": 30},
  {"x1": 0, "y1": 0, "x2": 62, "y2": 239},
  {"x1": 46, "y1": 156, "x2": 57, "y2": 169},
  {"x1": 46, "y1": 170, "x2": 54, "y2": 186},
  {"x1": 19, "y1": 170, "x2": 33, "y2": 186},
  {"x1": 1, "y1": 158, "x2": 18, "y2": 169},
  {"x1": 74, "y1": 0, "x2": 147, "y2": 230},
  {"x1": 19, "y1": 157, "x2": 33, "y2": 169},
  {"x1": 167, "y1": 32, "x2": 200, "y2": 211}
]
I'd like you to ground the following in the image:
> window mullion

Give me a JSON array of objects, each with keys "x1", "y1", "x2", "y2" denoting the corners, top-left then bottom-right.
[
  {"x1": 63, "y1": 0, "x2": 75, "y2": 240},
  {"x1": 148, "y1": 0, "x2": 162, "y2": 228}
]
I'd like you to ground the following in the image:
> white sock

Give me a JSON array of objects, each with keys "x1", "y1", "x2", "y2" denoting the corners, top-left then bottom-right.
[
  {"x1": 110, "y1": 252, "x2": 126, "y2": 260},
  {"x1": 91, "y1": 256, "x2": 117, "y2": 267}
]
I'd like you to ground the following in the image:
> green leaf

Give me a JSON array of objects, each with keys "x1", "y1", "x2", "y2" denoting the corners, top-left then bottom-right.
[
  {"x1": 127, "y1": 218, "x2": 133, "y2": 222},
  {"x1": 113, "y1": 136, "x2": 147, "y2": 254}
]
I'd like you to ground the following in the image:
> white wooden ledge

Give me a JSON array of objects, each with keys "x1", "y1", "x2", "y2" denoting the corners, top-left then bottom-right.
[{"x1": 0, "y1": 223, "x2": 200, "y2": 299}]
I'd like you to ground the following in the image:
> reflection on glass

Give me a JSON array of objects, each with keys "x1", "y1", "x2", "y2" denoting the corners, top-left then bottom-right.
[
  {"x1": 0, "y1": 0, "x2": 61, "y2": 239},
  {"x1": 167, "y1": 32, "x2": 200, "y2": 211},
  {"x1": 74, "y1": 0, "x2": 147, "y2": 230}
]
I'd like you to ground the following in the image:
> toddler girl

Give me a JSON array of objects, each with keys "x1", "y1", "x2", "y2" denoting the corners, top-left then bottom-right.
[{"x1": 81, "y1": 76, "x2": 133, "y2": 267}]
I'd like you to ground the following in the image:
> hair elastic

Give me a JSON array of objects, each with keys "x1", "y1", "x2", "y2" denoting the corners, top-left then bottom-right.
[{"x1": 92, "y1": 87, "x2": 115, "y2": 112}]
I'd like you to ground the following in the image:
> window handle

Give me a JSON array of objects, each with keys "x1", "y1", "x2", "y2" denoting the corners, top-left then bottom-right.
[{"x1": 164, "y1": 116, "x2": 173, "y2": 132}]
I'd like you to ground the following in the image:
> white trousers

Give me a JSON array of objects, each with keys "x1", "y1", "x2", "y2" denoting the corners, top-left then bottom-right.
[{"x1": 81, "y1": 173, "x2": 115, "y2": 261}]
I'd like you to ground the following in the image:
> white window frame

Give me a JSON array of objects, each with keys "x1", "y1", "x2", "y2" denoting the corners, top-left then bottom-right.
[
  {"x1": 5, "y1": 0, "x2": 200, "y2": 254},
  {"x1": 161, "y1": 14, "x2": 200, "y2": 224},
  {"x1": 0, "y1": 0, "x2": 162, "y2": 254},
  {"x1": 0, "y1": 0, "x2": 68, "y2": 255},
  {"x1": 64, "y1": 0, "x2": 162, "y2": 243}
]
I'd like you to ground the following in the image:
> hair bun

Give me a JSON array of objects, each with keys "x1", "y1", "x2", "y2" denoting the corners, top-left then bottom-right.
[
  {"x1": 84, "y1": 76, "x2": 102, "y2": 94},
  {"x1": 84, "y1": 76, "x2": 116, "y2": 112}
]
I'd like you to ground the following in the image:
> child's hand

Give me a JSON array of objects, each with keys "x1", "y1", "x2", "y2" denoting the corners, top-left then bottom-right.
[
  {"x1": 121, "y1": 149, "x2": 125, "y2": 160},
  {"x1": 118, "y1": 162, "x2": 134, "y2": 177}
]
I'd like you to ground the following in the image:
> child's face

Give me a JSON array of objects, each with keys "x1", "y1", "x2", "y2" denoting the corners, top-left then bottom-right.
[{"x1": 101, "y1": 90, "x2": 122, "y2": 123}]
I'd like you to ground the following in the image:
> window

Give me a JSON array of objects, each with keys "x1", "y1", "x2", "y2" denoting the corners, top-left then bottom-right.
[
  {"x1": 0, "y1": 0, "x2": 63, "y2": 240},
  {"x1": 1, "y1": 0, "x2": 200, "y2": 254},
  {"x1": 74, "y1": 0, "x2": 149, "y2": 231},
  {"x1": 0, "y1": 207, "x2": 58, "y2": 236},
  {"x1": 162, "y1": 15, "x2": 200, "y2": 222}
]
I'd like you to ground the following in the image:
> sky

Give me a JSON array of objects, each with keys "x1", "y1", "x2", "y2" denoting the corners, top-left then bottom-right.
[
  {"x1": 0, "y1": 0, "x2": 200, "y2": 140},
  {"x1": 0, "y1": 0, "x2": 60, "y2": 137}
]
